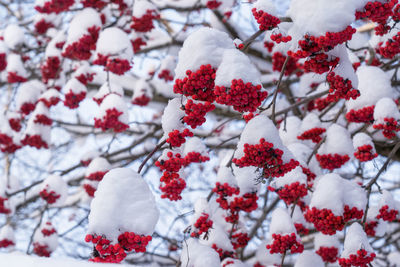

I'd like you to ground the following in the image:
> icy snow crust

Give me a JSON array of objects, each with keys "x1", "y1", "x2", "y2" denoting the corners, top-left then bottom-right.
[
  {"x1": 174, "y1": 28, "x2": 235, "y2": 79},
  {"x1": 88, "y1": 168, "x2": 159, "y2": 242}
]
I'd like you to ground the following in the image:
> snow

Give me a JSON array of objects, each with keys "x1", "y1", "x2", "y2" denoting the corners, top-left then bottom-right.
[
  {"x1": 346, "y1": 66, "x2": 394, "y2": 111},
  {"x1": 255, "y1": 240, "x2": 280, "y2": 266},
  {"x1": 388, "y1": 252, "x2": 400, "y2": 266},
  {"x1": 85, "y1": 157, "x2": 111, "y2": 176},
  {"x1": 183, "y1": 137, "x2": 208, "y2": 156},
  {"x1": 3, "y1": 24, "x2": 25, "y2": 49},
  {"x1": 96, "y1": 27, "x2": 133, "y2": 59},
  {"x1": 366, "y1": 206, "x2": 387, "y2": 237},
  {"x1": 234, "y1": 166, "x2": 260, "y2": 194},
  {"x1": 16, "y1": 80, "x2": 46, "y2": 110},
  {"x1": 374, "y1": 97, "x2": 400, "y2": 122},
  {"x1": 342, "y1": 179, "x2": 366, "y2": 210},
  {"x1": 214, "y1": 49, "x2": 262, "y2": 87},
  {"x1": 201, "y1": 223, "x2": 233, "y2": 251},
  {"x1": 269, "y1": 207, "x2": 296, "y2": 235},
  {"x1": 379, "y1": 190, "x2": 397, "y2": 211},
  {"x1": 24, "y1": 117, "x2": 51, "y2": 146},
  {"x1": 6, "y1": 53, "x2": 28, "y2": 78},
  {"x1": 274, "y1": 166, "x2": 306, "y2": 188},
  {"x1": 300, "y1": 113, "x2": 322, "y2": 132},
  {"x1": 328, "y1": 45, "x2": 358, "y2": 88},
  {"x1": 88, "y1": 168, "x2": 159, "y2": 242},
  {"x1": 221, "y1": 258, "x2": 249, "y2": 267},
  {"x1": 352, "y1": 132, "x2": 374, "y2": 149},
  {"x1": 294, "y1": 250, "x2": 324, "y2": 267},
  {"x1": 0, "y1": 225, "x2": 15, "y2": 244},
  {"x1": 296, "y1": 73, "x2": 325, "y2": 98},
  {"x1": 314, "y1": 233, "x2": 340, "y2": 249},
  {"x1": 341, "y1": 223, "x2": 374, "y2": 258},
  {"x1": 62, "y1": 78, "x2": 87, "y2": 95},
  {"x1": 132, "y1": 79, "x2": 153, "y2": 101},
  {"x1": 216, "y1": 165, "x2": 237, "y2": 186},
  {"x1": 133, "y1": 0, "x2": 157, "y2": 17},
  {"x1": 174, "y1": 27, "x2": 235, "y2": 79},
  {"x1": 40, "y1": 174, "x2": 68, "y2": 207},
  {"x1": 0, "y1": 253, "x2": 134, "y2": 267},
  {"x1": 45, "y1": 31, "x2": 66, "y2": 58},
  {"x1": 161, "y1": 97, "x2": 185, "y2": 135},
  {"x1": 253, "y1": 0, "x2": 278, "y2": 16},
  {"x1": 180, "y1": 238, "x2": 220, "y2": 267},
  {"x1": 34, "y1": 222, "x2": 58, "y2": 252},
  {"x1": 65, "y1": 8, "x2": 101, "y2": 44},
  {"x1": 279, "y1": 116, "x2": 301, "y2": 146},
  {"x1": 318, "y1": 124, "x2": 353, "y2": 156},
  {"x1": 98, "y1": 93, "x2": 129, "y2": 124},
  {"x1": 93, "y1": 82, "x2": 124, "y2": 103}
]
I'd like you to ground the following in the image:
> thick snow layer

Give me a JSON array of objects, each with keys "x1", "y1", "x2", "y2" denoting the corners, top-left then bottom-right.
[
  {"x1": 24, "y1": 117, "x2": 51, "y2": 145},
  {"x1": 374, "y1": 97, "x2": 400, "y2": 122},
  {"x1": 133, "y1": 0, "x2": 156, "y2": 17},
  {"x1": 201, "y1": 223, "x2": 233, "y2": 251},
  {"x1": 215, "y1": 49, "x2": 262, "y2": 87},
  {"x1": 85, "y1": 157, "x2": 111, "y2": 176},
  {"x1": 180, "y1": 238, "x2": 220, "y2": 267},
  {"x1": 0, "y1": 253, "x2": 134, "y2": 267},
  {"x1": 46, "y1": 31, "x2": 66, "y2": 58},
  {"x1": 94, "y1": 82, "x2": 124, "y2": 102},
  {"x1": 367, "y1": 206, "x2": 387, "y2": 237},
  {"x1": 183, "y1": 137, "x2": 208, "y2": 156},
  {"x1": 161, "y1": 98, "x2": 185, "y2": 134},
  {"x1": 342, "y1": 179, "x2": 366, "y2": 210},
  {"x1": 3, "y1": 24, "x2": 25, "y2": 49},
  {"x1": 346, "y1": 66, "x2": 394, "y2": 111},
  {"x1": 353, "y1": 132, "x2": 374, "y2": 149},
  {"x1": 96, "y1": 27, "x2": 132, "y2": 59},
  {"x1": 274, "y1": 166, "x2": 306, "y2": 188},
  {"x1": 310, "y1": 173, "x2": 345, "y2": 215},
  {"x1": 233, "y1": 165, "x2": 260, "y2": 194},
  {"x1": 65, "y1": 8, "x2": 101, "y2": 44},
  {"x1": 0, "y1": 225, "x2": 15, "y2": 243},
  {"x1": 318, "y1": 124, "x2": 353, "y2": 156},
  {"x1": 379, "y1": 190, "x2": 397, "y2": 211},
  {"x1": 221, "y1": 258, "x2": 249, "y2": 267},
  {"x1": 174, "y1": 27, "x2": 235, "y2": 79},
  {"x1": 269, "y1": 207, "x2": 296, "y2": 234},
  {"x1": 41, "y1": 174, "x2": 68, "y2": 207},
  {"x1": 16, "y1": 80, "x2": 46, "y2": 109},
  {"x1": 62, "y1": 78, "x2": 87, "y2": 94},
  {"x1": 314, "y1": 233, "x2": 340, "y2": 249},
  {"x1": 6, "y1": 53, "x2": 28, "y2": 78},
  {"x1": 300, "y1": 113, "x2": 322, "y2": 132},
  {"x1": 253, "y1": 0, "x2": 278, "y2": 16},
  {"x1": 132, "y1": 78, "x2": 153, "y2": 100},
  {"x1": 294, "y1": 250, "x2": 324, "y2": 267},
  {"x1": 255, "y1": 240, "x2": 280, "y2": 266},
  {"x1": 279, "y1": 116, "x2": 302, "y2": 146},
  {"x1": 296, "y1": 73, "x2": 325, "y2": 98},
  {"x1": 88, "y1": 168, "x2": 159, "y2": 242},
  {"x1": 341, "y1": 223, "x2": 373, "y2": 258},
  {"x1": 329, "y1": 45, "x2": 358, "y2": 88}
]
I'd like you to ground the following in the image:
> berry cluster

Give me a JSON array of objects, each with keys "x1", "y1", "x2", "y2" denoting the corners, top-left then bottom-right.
[
  {"x1": 266, "y1": 233, "x2": 304, "y2": 254},
  {"x1": 316, "y1": 246, "x2": 338, "y2": 263},
  {"x1": 294, "y1": 223, "x2": 309, "y2": 236},
  {"x1": 270, "y1": 182, "x2": 308, "y2": 205},
  {"x1": 183, "y1": 100, "x2": 215, "y2": 128},
  {"x1": 211, "y1": 244, "x2": 235, "y2": 260},
  {"x1": 158, "y1": 69, "x2": 174, "y2": 81},
  {"x1": 364, "y1": 221, "x2": 378, "y2": 236},
  {"x1": 377, "y1": 205, "x2": 398, "y2": 222},
  {"x1": 33, "y1": 243, "x2": 51, "y2": 257},
  {"x1": 303, "y1": 54, "x2": 339, "y2": 74},
  {"x1": 64, "y1": 91, "x2": 86, "y2": 109},
  {"x1": 93, "y1": 54, "x2": 131, "y2": 75},
  {"x1": 206, "y1": 0, "x2": 222, "y2": 9},
  {"x1": 355, "y1": 0, "x2": 397, "y2": 35},
  {"x1": 94, "y1": 108, "x2": 129, "y2": 133},
  {"x1": 0, "y1": 133, "x2": 20, "y2": 153},
  {"x1": 378, "y1": 32, "x2": 400, "y2": 59},
  {"x1": 264, "y1": 41, "x2": 274, "y2": 52},
  {"x1": 231, "y1": 231, "x2": 249, "y2": 249},
  {"x1": 41, "y1": 56, "x2": 61, "y2": 83},
  {"x1": 118, "y1": 232, "x2": 152, "y2": 253},
  {"x1": 156, "y1": 152, "x2": 186, "y2": 172},
  {"x1": 305, "y1": 207, "x2": 345, "y2": 235},
  {"x1": 131, "y1": 37, "x2": 146, "y2": 53},
  {"x1": 0, "y1": 238, "x2": 14, "y2": 248},
  {"x1": 345, "y1": 106, "x2": 375, "y2": 123},
  {"x1": 21, "y1": 135, "x2": 49, "y2": 149},
  {"x1": 34, "y1": 114, "x2": 53, "y2": 125},
  {"x1": 159, "y1": 172, "x2": 186, "y2": 201},
  {"x1": 326, "y1": 72, "x2": 360, "y2": 102},
  {"x1": 225, "y1": 193, "x2": 258, "y2": 223},
  {"x1": 83, "y1": 183, "x2": 96, "y2": 197},
  {"x1": 132, "y1": 94, "x2": 151, "y2": 106},
  {"x1": 270, "y1": 33, "x2": 292, "y2": 43},
  {"x1": 173, "y1": 64, "x2": 216, "y2": 102},
  {"x1": 373, "y1": 117, "x2": 400, "y2": 139},
  {"x1": 316, "y1": 153, "x2": 350, "y2": 170},
  {"x1": 190, "y1": 213, "x2": 213, "y2": 238},
  {"x1": 338, "y1": 249, "x2": 376, "y2": 267},
  {"x1": 86, "y1": 171, "x2": 108, "y2": 182},
  {"x1": 0, "y1": 197, "x2": 11, "y2": 214},
  {"x1": 343, "y1": 205, "x2": 364, "y2": 222},
  {"x1": 41, "y1": 223, "x2": 56, "y2": 237},
  {"x1": 34, "y1": 19, "x2": 54, "y2": 34},
  {"x1": 39, "y1": 188, "x2": 60, "y2": 204},
  {"x1": 131, "y1": 10, "x2": 160, "y2": 33},
  {"x1": 354, "y1": 144, "x2": 378, "y2": 162},
  {"x1": 81, "y1": 0, "x2": 108, "y2": 10},
  {"x1": 75, "y1": 72, "x2": 95, "y2": 86},
  {"x1": 7, "y1": 72, "x2": 27, "y2": 83},
  {"x1": 297, "y1": 127, "x2": 326, "y2": 143},
  {"x1": 62, "y1": 26, "x2": 100, "y2": 60},
  {"x1": 213, "y1": 182, "x2": 240, "y2": 210},
  {"x1": 0, "y1": 53, "x2": 6, "y2": 72},
  {"x1": 8, "y1": 118, "x2": 21, "y2": 132},
  {"x1": 272, "y1": 52, "x2": 298, "y2": 76},
  {"x1": 251, "y1": 8, "x2": 281, "y2": 30},
  {"x1": 233, "y1": 138, "x2": 299, "y2": 178},
  {"x1": 35, "y1": 0, "x2": 74, "y2": 13},
  {"x1": 166, "y1": 129, "x2": 193, "y2": 147}
]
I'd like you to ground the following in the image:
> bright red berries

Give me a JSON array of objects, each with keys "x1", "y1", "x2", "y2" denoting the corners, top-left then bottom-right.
[
  {"x1": 354, "y1": 144, "x2": 378, "y2": 162},
  {"x1": 377, "y1": 205, "x2": 398, "y2": 222},
  {"x1": 205, "y1": 0, "x2": 222, "y2": 9},
  {"x1": 214, "y1": 79, "x2": 267, "y2": 112},
  {"x1": 183, "y1": 100, "x2": 215, "y2": 129},
  {"x1": 297, "y1": 127, "x2": 326, "y2": 143},
  {"x1": 174, "y1": 65, "x2": 216, "y2": 102},
  {"x1": 93, "y1": 54, "x2": 131, "y2": 75},
  {"x1": 166, "y1": 129, "x2": 193, "y2": 147},
  {"x1": 326, "y1": 72, "x2": 360, "y2": 102},
  {"x1": 62, "y1": 26, "x2": 100, "y2": 60},
  {"x1": 272, "y1": 52, "x2": 298, "y2": 76},
  {"x1": 94, "y1": 108, "x2": 129, "y2": 133},
  {"x1": 39, "y1": 188, "x2": 60, "y2": 204},
  {"x1": 373, "y1": 117, "x2": 400, "y2": 138},
  {"x1": 131, "y1": 10, "x2": 160, "y2": 33},
  {"x1": 21, "y1": 135, "x2": 49, "y2": 149},
  {"x1": 35, "y1": 0, "x2": 74, "y2": 13},
  {"x1": 266, "y1": 233, "x2": 304, "y2": 254},
  {"x1": 316, "y1": 153, "x2": 350, "y2": 170},
  {"x1": 356, "y1": 0, "x2": 397, "y2": 35},
  {"x1": 64, "y1": 91, "x2": 86, "y2": 109},
  {"x1": 252, "y1": 8, "x2": 280, "y2": 31},
  {"x1": 33, "y1": 243, "x2": 51, "y2": 257},
  {"x1": 0, "y1": 197, "x2": 11, "y2": 214},
  {"x1": 270, "y1": 33, "x2": 292, "y2": 44},
  {"x1": 231, "y1": 232, "x2": 249, "y2": 249},
  {"x1": 316, "y1": 246, "x2": 338, "y2": 263},
  {"x1": 41, "y1": 57, "x2": 61, "y2": 83},
  {"x1": 191, "y1": 213, "x2": 213, "y2": 238},
  {"x1": 338, "y1": 249, "x2": 376, "y2": 267},
  {"x1": 378, "y1": 32, "x2": 400, "y2": 58},
  {"x1": 345, "y1": 106, "x2": 375, "y2": 123},
  {"x1": 270, "y1": 182, "x2": 308, "y2": 205},
  {"x1": 158, "y1": 69, "x2": 174, "y2": 81}
]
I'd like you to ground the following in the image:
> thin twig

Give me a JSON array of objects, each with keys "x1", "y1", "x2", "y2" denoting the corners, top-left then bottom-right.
[
  {"x1": 272, "y1": 56, "x2": 290, "y2": 124},
  {"x1": 137, "y1": 140, "x2": 167, "y2": 174}
]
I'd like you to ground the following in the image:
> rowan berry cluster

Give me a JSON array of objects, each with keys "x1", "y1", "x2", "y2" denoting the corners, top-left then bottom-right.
[
  {"x1": 354, "y1": 144, "x2": 378, "y2": 162},
  {"x1": 377, "y1": 205, "x2": 398, "y2": 222},
  {"x1": 212, "y1": 244, "x2": 235, "y2": 260},
  {"x1": 294, "y1": 223, "x2": 309, "y2": 236},
  {"x1": 131, "y1": 38, "x2": 146, "y2": 53},
  {"x1": 86, "y1": 171, "x2": 108, "y2": 182},
  {"x1": 266, "y1": 233, "x2": 304, "y2": 254},
  {"x1": 355, "y1": 0, "x2": 397, "y2": 35},
  {"x1": 93, "y1": 54, "x2": 131, "y2": 75},
  {"x1": 34, "y1": 19, "x2": 54, "y2": 34},
  {"x1": 0, "y1": 197, "x2": 11, "y2": 214},
  {"x1": 316, "y1": 246, "x2": 338, "y2": 263},
  {"x1": 62, "y1": 26, "x2": 100, "y2": 60},
  {"x1": 233, "y1": 138, "x2": 299, "y2": 178},
  {"x1": 378, "y1": 32, "x2": 400, "y2": 59},
  {"x1": 190, "y1": 213, "x2": 213, "y2": 238},
  {"x1": 206, "y1": 0, "x2": 222, "y2": 9},
  {"x1": 326, "y1": 72, "x2": 360, "y2": 102},
  {"x1": 158, "y1": 69, "x2": 174, "y2": 81},
  {"x1": 225, "y1": 193, "x2": 258, "y2": 223},
  {"x1": 0, "y1": 238, "x2": 14, "y2": 248},
  {"x1": 270, "y1": 182, "x2": 308, "y2": 205},
  {"x1": 251, "y1": 8, "x2": 281, "y2": 31},
  {"x1": 214, "y1": 79, "x2": 267, "y2": 112},
  {"x1": 166, "y1": 129, "x2": 193, "y2": 147},
  {"x1": 64, "y1": 91, "x2": 86, "y2": 109},
  {"x1": 364, "y1": 221, "x2": 378, "y2": 236},
  {"x1": 272, "y1": 52, "x2": 298, "y2": 76},
  {"x1": 35, "y1": 0, "x2": 74, "y2": 13},
  {"x1": 34, "y1": 114, "x2": 52, "y2": 125},
  {"x1": 41, "y1": 222, "x2": 56, "y2": 236},
  {"x1": 21, "y1": 134, "x2": 49, "y2": 149},
  {"x1": 213, "y1": 182, "x2": 240, "y2": 210},
  {"x1": 297, "y1": 127, "x2": 326, "y2": 143},
  {"x1": 316, "y1": 153, "x2": 350, "y2": 170},
  {"x1": 173, "y1": 64, "x2": 216, "y2": 102},
  {"x1": 343, "y1": 205, "x2": 364, "y2": 222},
  {"x1": 132, "y1": 94, "x2": 151, "y2": 106},
  {"x1": 8, "y1": 118, "x2": 21, "y2": 132},
  {"x1": 81, "y1": 0, "x2": 108, "y2": 10},
  {"x1": 303, "y1": 54, "x2": 339, "y2": 74},
  {"x1": 33, "y1": 243, "x2": 51, "y2": 257},
  {"x1": 131, "y1": 10, "x2": 160, "y2": 33},
  {"x1": 373, "y1": 117, "x2": 400, "y2": 138},
  {"x1": 94, "y1": 108, "x2": 129, "y2": 133},
  {"x1": 231, "y1": 232, "x2": 249, "y2": 249},
  {"x1": 305, "y1": 207, "x2": 345, "y2": 235},
  {"x1": 0, "y1": 53, "x2": 6, "y2": 72},
  {"x1": 264, "y1": 41, "x2": 274, "y2": 52},
  {"x1": 345, "y1": 106, "x2": 375, "y2": 123},
  {"x1": 159, "y1": 174, "x2": 186, "y2": 201},
  {"x1": 0, "y1": 133, "x2": 20, "y2": 153},
  {"x1": 83, "y1": 184, "x2": 96, "y2": 197},
  {"x1": 338, "y1": 249, "x2": 376, "y2": 267},
  {"x1": 39, "y1": 188, "x2": 60, "y2": 204},
  {"x1": 7, "y1": 72, "x2": 27, "y2": 83},
  {"x1": 270, "y1": 33, "x2": 292, "y2": 43},
  {"x1": 183, "y1": 100, "x2": 215, "y2": 128}
]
